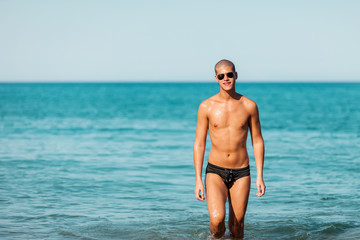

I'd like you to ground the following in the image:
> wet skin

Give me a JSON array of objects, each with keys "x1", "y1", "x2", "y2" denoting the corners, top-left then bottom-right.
[{"x1": 194, "y1": 65, "x2": 265, "y2": 238}]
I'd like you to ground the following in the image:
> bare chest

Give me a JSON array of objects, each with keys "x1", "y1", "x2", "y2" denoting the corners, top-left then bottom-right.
[{"x1": 208, "y1": 104, "x2": 249, "y2": 130}]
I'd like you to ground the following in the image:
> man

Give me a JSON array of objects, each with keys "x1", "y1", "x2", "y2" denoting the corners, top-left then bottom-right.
[{"x1": 193, "y1": 59, "x2": 265, "y2": 239}]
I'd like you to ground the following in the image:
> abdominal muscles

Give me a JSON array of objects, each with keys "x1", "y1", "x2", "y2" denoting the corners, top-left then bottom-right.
[{"x1": 208, "y1": 127, "x2": 250, "y2": 168}]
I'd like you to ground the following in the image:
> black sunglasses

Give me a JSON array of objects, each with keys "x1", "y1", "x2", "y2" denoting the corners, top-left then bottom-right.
[{"x1": 217, "y1": 72, "x2": 234, "y2": 80}]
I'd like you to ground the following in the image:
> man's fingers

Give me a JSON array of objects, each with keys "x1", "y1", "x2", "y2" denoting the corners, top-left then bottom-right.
[
  {"x1": 195, "y1": 188, "x2": 205, "y2": 201},
  {"x1": 199, "y1": 189, "x2": 204, "y2": 201},
  {"x1": 256, "y1": 184, "x2": 265, "y2": 197},
  {"x1": 201, "y1": 189, "x2": 205, "y2": 200},
  {"x1": 256, "y1": 185, "x2": 261, "y2": 197},
  {"x1": 262, "y1": 185, "x2": 266, "y2": 195},
  {"x1": 194, "y1": 182, "x2": 205, "y2": 201},
  {"x1": 195, "y1": 189, "x2": 200, "y2": 200}
]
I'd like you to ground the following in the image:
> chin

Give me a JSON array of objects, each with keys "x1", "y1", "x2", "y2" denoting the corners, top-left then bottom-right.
[{"x1": 222, "y1": 84, "x2": 233, "y2": 90}]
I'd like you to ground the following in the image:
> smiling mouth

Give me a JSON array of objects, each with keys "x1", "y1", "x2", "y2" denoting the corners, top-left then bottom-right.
[{"x1": 223, "y1": 82, "x2": 231, "y2": 86}]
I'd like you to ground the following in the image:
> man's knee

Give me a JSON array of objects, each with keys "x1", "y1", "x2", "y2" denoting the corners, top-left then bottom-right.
[
  {"x1": 210, "y1": 216, "x2": 225, "y2": 228},
  {"x1": 209, "y1": 217, "x2": 226, "y2": 237},
  {"x1": 229, "y1": 217, "x2": 244, "y2": 237}
]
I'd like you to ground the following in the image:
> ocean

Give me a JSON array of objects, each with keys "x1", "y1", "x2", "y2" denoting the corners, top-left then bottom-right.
[{"x1": 0, "y1": 82, "x2": 359, "y2": 239}]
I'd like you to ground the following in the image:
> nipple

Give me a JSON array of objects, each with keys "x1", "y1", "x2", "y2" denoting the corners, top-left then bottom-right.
[{"x1": 214, "y1": 123, "x2": 218, "y2": 127}]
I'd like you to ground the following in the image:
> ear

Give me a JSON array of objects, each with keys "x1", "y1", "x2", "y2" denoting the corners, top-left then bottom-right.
[
  {"x1": 215, "y1": 75, "x2": 219, "y2": 83},
  {"x1": 234, "y1": 72, "x2": 238, "y2": 80}
]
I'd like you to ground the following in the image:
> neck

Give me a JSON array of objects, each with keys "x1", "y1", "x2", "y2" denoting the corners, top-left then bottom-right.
[{"x1": 219, "y1": 87, "x2": 238, "y2": 100}]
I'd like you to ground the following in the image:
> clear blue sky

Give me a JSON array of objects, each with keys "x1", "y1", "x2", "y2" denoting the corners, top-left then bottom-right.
[{"x1": 1, "y1": 0, "x2": 359, "y2": 82}]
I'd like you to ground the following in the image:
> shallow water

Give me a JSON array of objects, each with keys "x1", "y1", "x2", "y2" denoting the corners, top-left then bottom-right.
[{"x1": 0, "y1": 82, "x2": 359, "y2": 239}]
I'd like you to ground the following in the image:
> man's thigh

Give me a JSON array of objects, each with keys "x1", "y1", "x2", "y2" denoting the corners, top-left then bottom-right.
[
  {"x1": 228, "y1": 176, "x2": 251, "y2": 222},
  {"x1": 205, "y1": 173, "x2": 228, "y2": 221}
]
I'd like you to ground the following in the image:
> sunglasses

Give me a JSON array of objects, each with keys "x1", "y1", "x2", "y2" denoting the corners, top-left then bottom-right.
[{"x1": 217, "y1": 72, "x2": 234, "y2": 80}]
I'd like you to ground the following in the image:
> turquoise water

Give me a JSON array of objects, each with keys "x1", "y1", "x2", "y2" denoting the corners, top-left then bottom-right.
[{"x1": 0, "y1": 83, "x2": 359, "y2": 239}]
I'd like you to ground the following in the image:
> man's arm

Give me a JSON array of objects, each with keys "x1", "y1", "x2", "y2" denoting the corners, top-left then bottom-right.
[
  {"x1": 248, "y1": 102, "x2": 266, "y2": 197},
  {"x1": 193, "y1": 102, "x2": 209, "y2": 201}
]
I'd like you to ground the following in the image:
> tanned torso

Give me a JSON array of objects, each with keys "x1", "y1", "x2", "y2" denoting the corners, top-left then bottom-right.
[
  {"x1": 204, "y1": 93, "x2": 252, "y2": 169},
  {"x1": 193, "y1": 60, "x2": 265, "y2": 239}
]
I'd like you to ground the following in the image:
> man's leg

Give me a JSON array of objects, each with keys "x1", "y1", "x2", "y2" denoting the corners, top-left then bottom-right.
[
  {"x1": 228, "y1": 176, "x2": 251, "y2": 239},
  {"x1": 206, "y1": 173, "x2": 228, "y2": 238}
]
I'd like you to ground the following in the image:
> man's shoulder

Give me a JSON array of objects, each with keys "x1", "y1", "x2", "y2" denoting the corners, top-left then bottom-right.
[
  {"x1": 241, "y1": 95, "x2": 256, "y2": 105},
  {"x1": 240, "y1": 95, "x2": 258, "y2": 113},
  {"x1": 200, "y1": 94, "x2": 219, "y2": 106},
  {"x1": 198, "y1": 94, "x2": 220, "y2": 115}
]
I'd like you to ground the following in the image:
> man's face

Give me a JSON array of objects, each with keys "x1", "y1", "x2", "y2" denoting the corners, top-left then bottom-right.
[{"x1": 215, "y1": 65, "x2": 237, "y2": 91}]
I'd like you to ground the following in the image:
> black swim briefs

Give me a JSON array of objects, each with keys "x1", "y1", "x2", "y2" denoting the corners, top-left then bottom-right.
[{"x1": 206, "y1": 162, "x2": 250, "y2": 189}]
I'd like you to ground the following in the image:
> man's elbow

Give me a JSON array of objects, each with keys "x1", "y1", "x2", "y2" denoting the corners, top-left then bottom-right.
[
  {"x1": 194, "y1": 142, "x2": 205, "y2": 151},
  {"x1": 252, "y1": 137, "x2": 264, "y2": 146}
]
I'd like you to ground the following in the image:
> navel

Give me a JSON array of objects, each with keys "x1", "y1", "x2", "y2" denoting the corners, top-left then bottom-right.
[{"x1": 227, "y1": 153, "x2": 230, "y2": 157}]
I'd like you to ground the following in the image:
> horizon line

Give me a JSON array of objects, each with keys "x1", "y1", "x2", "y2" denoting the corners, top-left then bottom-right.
[{"x1": 0, "y1": 80, "x2": 360, "y2": 84}]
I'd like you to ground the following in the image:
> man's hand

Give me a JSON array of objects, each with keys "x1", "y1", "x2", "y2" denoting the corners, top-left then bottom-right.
[
  {"x1": 195, "y1": 181, "x2": 205, "y2": 201},
  {"x1": 256, "y1": 177, "x2": 266, "y2": 197}
]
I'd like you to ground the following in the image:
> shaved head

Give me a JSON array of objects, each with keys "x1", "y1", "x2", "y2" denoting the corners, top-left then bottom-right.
[{"x1": 215, "y1": 59, "x2": 236, "y2": 75}]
